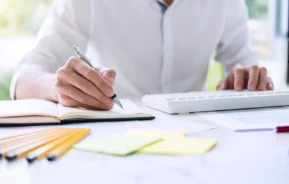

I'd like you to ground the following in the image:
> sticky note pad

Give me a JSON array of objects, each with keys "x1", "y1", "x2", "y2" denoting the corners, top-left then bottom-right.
[
  {"x1": 138, "y1": 137, "x2": 217, "y2": 155},
  {"x1": 74, "y1": 135, "x2": 161, "y2": 156},
  {"x1": 127, "y1": 130, "x2": 186, "y2": 137}
]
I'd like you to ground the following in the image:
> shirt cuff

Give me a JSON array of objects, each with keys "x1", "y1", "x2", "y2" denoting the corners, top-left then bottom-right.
[{"x1": 9, "y1": 70, "x2": 22, "y2": 100}]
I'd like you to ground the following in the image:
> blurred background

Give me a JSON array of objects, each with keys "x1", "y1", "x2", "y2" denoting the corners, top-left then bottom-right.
[{"x1": 0, "y1": 0, "x2": 288, "y2": 100}]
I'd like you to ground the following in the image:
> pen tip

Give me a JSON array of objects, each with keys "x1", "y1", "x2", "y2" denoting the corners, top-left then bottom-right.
[{"x1": 117, "y1": 102, "x2": 124, "y2": 109}]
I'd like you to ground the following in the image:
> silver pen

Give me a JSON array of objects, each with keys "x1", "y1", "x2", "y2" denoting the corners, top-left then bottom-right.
[{"x1": 73, "y1": 46, "x2": 124, "y2": 109}]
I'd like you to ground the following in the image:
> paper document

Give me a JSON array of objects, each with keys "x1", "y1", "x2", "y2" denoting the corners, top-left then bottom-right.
[
  {"x1": 138, "y1": 137, "x2": 217, "y2": 155},
  {"x1": 197, "y1": 106, "x2": 289, "y2": 131},
  {"x1": 135, "y1": 118, "x2": 217, "y2": 134},
  {"x1": 127, "y1": 130, "x2": 186, "y2": 137},
  {"x1": 74, "y1": 135, "x2": 161, "y2": 156}
]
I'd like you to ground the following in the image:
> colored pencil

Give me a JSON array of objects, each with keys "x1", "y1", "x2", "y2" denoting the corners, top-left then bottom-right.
[
  {"x1": 47, "y1": 129, "x2": 90, "y2": 161},
  {"x1": 0, "y1": 128, "x2": 64, "y2": 147},
  {"x1": 0, "y1": 128, "x2": 72, "y2": 158},
  {"x1": 5, "y1": 128, "x2": 80, "y2": 161},
  {"x1": 26, "y1": 128, "x2": 84, "y2": 163},
  {"x1": 0, "y1": 128, "x2": 55, "y2": 141}
]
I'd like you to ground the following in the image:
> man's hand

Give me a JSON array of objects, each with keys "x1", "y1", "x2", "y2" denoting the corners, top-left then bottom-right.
[
  {"x1": 217, "y1": 65, "x2": 274, "y2": 91},
  {"x1": 55, "y1": 56, "x2": 116, "y2": 110}
]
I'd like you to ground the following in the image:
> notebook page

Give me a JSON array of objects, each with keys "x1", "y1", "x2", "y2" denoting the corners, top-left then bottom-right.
[
  {"x1": 58, "y1": 99, "x2": 145, "y2": 119},
  {"x1": 0, "y1": 99, "x2": 59, "y2": 118}
]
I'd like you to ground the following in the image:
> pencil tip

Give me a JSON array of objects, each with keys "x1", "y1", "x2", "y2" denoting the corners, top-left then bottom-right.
[
  {"x1": 27, "y1": 158, "x2": 35, "y2": 163},
  {"x1": 26, "y1": 155, "x2": 36, "y2": 163},
  {"x1": 47, "y1": 154, "x2": 57, "y2": 161},
  {"x1": 6, "y1": 154, "x2": 17, "y2": 162}
]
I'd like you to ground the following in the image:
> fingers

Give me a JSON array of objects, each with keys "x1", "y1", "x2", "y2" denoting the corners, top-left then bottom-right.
[
  {"x1": 217, "y1": 67, "x2": 244, "y2": 91},
  {"x1": 217, "y1": 80, "x2": 228, "y2": 90},
  {"x1": 55, "y1": 56, "x2": 117, "y2": 110},
  {"x1": 103, "y1": 69, "x2": 116, "y2": 86},
  {"x1": 56, "y1": 81, "x2": 112, "y2": 110},
  {"x1": 56, "y1": 68, "x2": 114, "y2": 107},
  {"x1": 58, "y1": 93, "x2": 109, "y2": 110},
  {"x1": 66, "y1": 56, "x2": 114, "y2": 97},
  {"x1": 266, "y1": 77, "x2": 274, "y2": 90},
  {"x1": 257, "y1": 67, "x2": 267, "y2": 91},
  {"x1": 99, "y1": 68, "x2": 116, "y2": 86},
  {"x1": 223, "y1": 65, "x2": 274, "y2": 91},
  {"x1": 233, "y1": 68, "x2": 244, "y2": 91},
  {"x1": 247, "y1": 65, "x2": 260, "y2": 91}
]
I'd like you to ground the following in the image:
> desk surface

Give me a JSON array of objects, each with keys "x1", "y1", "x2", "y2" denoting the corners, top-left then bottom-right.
[{"x1": 0, "y1": 101, "x2": 289, "y2": 184}]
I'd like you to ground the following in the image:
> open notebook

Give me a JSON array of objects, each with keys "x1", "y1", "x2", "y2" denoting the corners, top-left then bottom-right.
[{"x1": 0, "y1": 99, "x2": 154, "y2": 125}]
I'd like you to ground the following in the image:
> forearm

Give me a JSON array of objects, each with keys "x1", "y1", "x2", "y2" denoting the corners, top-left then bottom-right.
[{"x1": 15, "y1": 67, "x2": 58, "y2": 102}]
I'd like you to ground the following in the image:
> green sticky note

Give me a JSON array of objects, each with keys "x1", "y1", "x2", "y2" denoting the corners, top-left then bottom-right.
[
  {"x1": 138, "y1": 137, "x2": 217, "y2": 155},
  {"x1": 74, "y1": 135, "x2": 161, "y2": 156}
]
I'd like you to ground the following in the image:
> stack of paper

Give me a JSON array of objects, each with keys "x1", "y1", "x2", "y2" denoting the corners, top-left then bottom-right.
[
  {"x1": 74, "y1": 135, "x2": 161, "y2": 156},
  {"x1": 138, "y1": 137, "x2": 217, "y2": 155},
  {"x1": 127, "y1": 130, "x2": 186, "y2": 137},
  {"x1": 74, "y1": 130, "x2": 217, "y2": 156}
]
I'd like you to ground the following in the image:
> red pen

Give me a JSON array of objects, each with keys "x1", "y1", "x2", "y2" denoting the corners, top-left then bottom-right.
[{"x1": 275, "y1": 126, "x2": 289, "y2": 133}]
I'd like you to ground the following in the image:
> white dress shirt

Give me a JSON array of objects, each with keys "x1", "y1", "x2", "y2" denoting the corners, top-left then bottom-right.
[{"x1": 11, "y1": 0, "x2": 259, "y2": 99}]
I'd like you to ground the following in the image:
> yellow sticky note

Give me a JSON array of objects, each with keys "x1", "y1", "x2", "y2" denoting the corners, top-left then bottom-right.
[
  {"x1": 127, "y1": 130, "x2": 186, "y2": 137},
  {"x1": 74, "y1": 135, "x2": 162, "y2": 156},
  {"x1": 138, "y1": 137, "x2": 217, "y2": 155}
]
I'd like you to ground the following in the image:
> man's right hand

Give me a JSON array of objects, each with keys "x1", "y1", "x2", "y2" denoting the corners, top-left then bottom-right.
[{"x1": 55, "y1": 56, "x2": 116, "y2": 110}]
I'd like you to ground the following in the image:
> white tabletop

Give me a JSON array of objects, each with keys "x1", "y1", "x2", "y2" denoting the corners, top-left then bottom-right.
[{"x1": 0, "y1": 101, "x2": 289, "y2": 184}]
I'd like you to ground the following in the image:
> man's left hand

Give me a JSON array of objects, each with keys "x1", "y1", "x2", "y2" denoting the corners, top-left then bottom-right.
[{"x1": 217, "y1": 65, "x2": 274, "y2": 91}]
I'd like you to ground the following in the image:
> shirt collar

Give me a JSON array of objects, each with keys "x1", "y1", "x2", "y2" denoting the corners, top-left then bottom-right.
[{"x1": 155, "y1": 0, "x2": 168, "y2": 6}]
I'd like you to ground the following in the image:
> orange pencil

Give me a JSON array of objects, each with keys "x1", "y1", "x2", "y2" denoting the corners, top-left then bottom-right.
[
  {"x1": 0, "y1": 128, "x2": 73, "y2": 158},
  {"x1": 26, "y1": 128, "x2": 85, "y2": 163},
  {"x1": 47, "y1": 129, "x2": 90, "y2": 161},
  {"x1": 5, "y1": 128, "x2": 81, "y2": 161}
]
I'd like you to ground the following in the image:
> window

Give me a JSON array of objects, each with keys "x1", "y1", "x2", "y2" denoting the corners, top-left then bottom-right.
[
  {"x1": 0, "y1": 0, "x2": 53, "y2": 69},
  {"x1": 246, "y1": 0, "x2": 269, "y2": 59},
  {"x1": 0, "y1": 0, "x2": 53, "y2": 100},
  {"x1": 0, "y1": 0, "x2": 53, "y2": 37}
]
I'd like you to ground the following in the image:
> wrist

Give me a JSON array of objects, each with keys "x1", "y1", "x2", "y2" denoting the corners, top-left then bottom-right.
[{"x1": 39, "y1": 73, "x2": 58, "y2": 102}]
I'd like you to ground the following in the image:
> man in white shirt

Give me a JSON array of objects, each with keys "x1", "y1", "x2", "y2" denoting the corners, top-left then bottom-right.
[{"x1": 12, "y1": 0, "x2": 274, "y2": 110}]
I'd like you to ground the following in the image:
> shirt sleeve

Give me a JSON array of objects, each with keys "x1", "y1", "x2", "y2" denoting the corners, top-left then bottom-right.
[
  {"x1": 10, "y1": 0, "x2": 91, "y2": 100},
  {"x1": 215, "y1": 0, "x2": 260, "y2": 73}
]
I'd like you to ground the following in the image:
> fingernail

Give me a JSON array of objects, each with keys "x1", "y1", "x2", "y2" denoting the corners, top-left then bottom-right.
[
  {"x1": 105, "y1": 76, "x2": 115, "y2": 85},
  {"x1": 237, "y1": 85, "x2": 242, "y2": 90},
  {"x1": 110, "y1": 77, "x2": 115, "y2": 85},
  {"x1": 249, "y1": 84, "x2": 255, "y2": 90}
]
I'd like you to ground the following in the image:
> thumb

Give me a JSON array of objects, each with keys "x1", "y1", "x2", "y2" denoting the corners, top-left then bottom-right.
[
  {"x1": 99, "y1": 68, "x2": 116, "y2": 85},
  {"x1": 217, "y1": 80, "x2": 228, "y2": 91}
]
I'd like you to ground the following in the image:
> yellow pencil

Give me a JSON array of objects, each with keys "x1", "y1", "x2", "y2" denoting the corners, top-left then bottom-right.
[
  {"x1": 26, "y1": 128, "x2": 86, "y2": 163},
  {"x1": 0, "y1": 128, "x2": 70, "y2": 150},
  {"x1": 0, "y1": 128, "x2": 56, "y2": 141},
  {"x1": 0, "y1": 128, "x2": 63, "y2": 147},
  {"x1": 5, "y1": 128, "x2": 81, "y2": 161},
  {"x1": 0, "y1": 128, "x2": 74, "y2": 159},
  {"x1": 47, "y1": 129, "x2": 90, "y2": 161}
]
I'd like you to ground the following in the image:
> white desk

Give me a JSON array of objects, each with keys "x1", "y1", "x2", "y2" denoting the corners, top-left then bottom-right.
[{"x1": 0, "y1": 101, "x2": 289, "y2": 184}]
